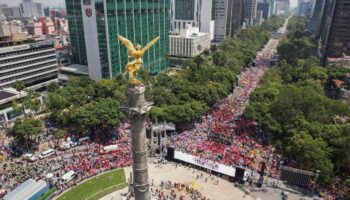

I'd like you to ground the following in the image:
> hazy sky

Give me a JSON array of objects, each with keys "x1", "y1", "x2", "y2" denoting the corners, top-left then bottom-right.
[
  {"x1": 290, "y1": 0, "x2": 298, "y2": 8},
  {"x1": 1, "y1": 0, "x2": 298, "y2": 10}
]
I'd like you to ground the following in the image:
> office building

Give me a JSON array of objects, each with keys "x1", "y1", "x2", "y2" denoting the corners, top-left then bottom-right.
[
  {"x1": 0, "y1": 23, "x2": 20, "y2": 37},
  {"x1": 26, "y1": 22, "x2": 43, "y2": 36},
  {"x1": 276, "y1": 0, "x2": 290, "y2": 14},
  {"x1": 256, "y1": 11, "x2": 264, "y2": 24},
  {"x1": 212, "y1": 0, "x2": 233, "y2": 43},
  {"x1": 50, "y1": 10, "x2": 67, "y2": 18},
  {"x1": 257, "y1": 0, "x2": 270, "y2": 20},
  {"x1": 169, "y1": 25, "x2": 211, "y2": 58},
  {"x1": 20, "y1": 0, "x2": 43, "y2": 18},
  {"x1": 44, "y1": 7, "x2": 50, "y2": 17},
  {"x1": 297, "y1": 0, "x2": 309, "y2": 17},
  {"x1": 231, "y1": 0, "x2": 244, "y2": 36},
  {"x1": 244, "y1": 0, "x2": 257, "y2": 26},
  {"x1": 308, "y1": 0, "x2": 325, "y2": 36},
  {"x1": 0, "y1": 40, "x2": 58, "y2": 89},
  {"x1": 269, "y1": 0, "x2": 277, "y2": 16},
  {"x1": 65, "y1": 0, "x2": 169, "y2": 80},
  {"x1": 319, "y1": 0, "x2": 350, "y2": 64},
  {"x1": 170, "y1": 0, "x2": 214, "y2": 39},
  {"x1": 38, "y1": 17, "x2": 55, "y2": 35},
  {"x1": 0, "y1": 5, "x2": 22, "y2": 18}
]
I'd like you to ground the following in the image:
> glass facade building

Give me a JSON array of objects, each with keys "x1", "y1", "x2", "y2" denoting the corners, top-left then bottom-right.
[
  {"x1": 175, "y1": 0, "x2": 195, "y2": 20},
  {"x1": 65, "y1": 0, "x2": 169, "y2": 80},
  {"x1": 66, "y1": 0, "x2": 87, "y2": 65}
]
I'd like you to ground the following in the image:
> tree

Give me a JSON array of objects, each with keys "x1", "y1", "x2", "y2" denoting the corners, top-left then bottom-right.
[
  {"x1": 23, "y1": 89, "x2": 41, "y2": 116},
  {"x1": 286, "y1": 133, "x2": 333, "y2": 184},
  {"x1": 67, "y1": 98, "x2": 125, "y2": 134},
  {"x1": 13, "y1": 81, "x2": 26, "y2": 117},
  {"x1": 53, "y1": 129, "x2": 67, "y2": 147},
  {"x1": 47, "y1": 82, "x2": 59, "y2": 93},
  {"x1": 12, "y1": 117, "x2": 42, "y2": 151}
]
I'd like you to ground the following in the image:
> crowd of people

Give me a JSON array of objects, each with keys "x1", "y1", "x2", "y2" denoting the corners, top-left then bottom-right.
[
  {"x1": 171, "y1": 39, "x2": 279, "y2": 174},
  {"x1": 0, "y1": 122, "x2": 133, "y2": 195},
  {"x1": 151, "y1": 180, "x2": 208, "y2": 200}
]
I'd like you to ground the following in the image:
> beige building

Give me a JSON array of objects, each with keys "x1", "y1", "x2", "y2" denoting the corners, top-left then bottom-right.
[
  {"x1": 0, "y1": 23, "x2": 19, "y2": 37},
  {"x1": 255, "y1": 10, "x2": 264, "y2": 25}
]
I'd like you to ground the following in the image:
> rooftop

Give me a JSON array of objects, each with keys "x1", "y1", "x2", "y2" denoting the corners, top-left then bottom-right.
[
  {"x1": 60, "y1": 64, "x2": 89, "y2": 76},
  {"x1": 0, "y1": 90, "x2": 16, "y2": 101},
  {"x1": 0, "y1": 88, "x2": 27, "y2": 105}
]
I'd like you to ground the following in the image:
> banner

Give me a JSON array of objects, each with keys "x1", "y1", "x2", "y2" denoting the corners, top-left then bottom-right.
[{"x1": 174, "y1": 151, "x2": 251, "y2": 179}]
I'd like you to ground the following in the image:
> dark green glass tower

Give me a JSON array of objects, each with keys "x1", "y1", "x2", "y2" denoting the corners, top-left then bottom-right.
[
  {"x1": 65, "y1": 0, "x2": 170, "y2": 80},
  {"x1": 66, "y1": 0, "x2": 87, "y2": 65}
]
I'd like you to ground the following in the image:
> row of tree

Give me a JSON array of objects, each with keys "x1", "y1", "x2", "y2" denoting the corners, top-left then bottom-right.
[
  {"x1": 149, "y1": 15, "x2": 287, "y2": 128},
  {"x1": 244, "y1": 17, "x2": 350, "y2": 187}
]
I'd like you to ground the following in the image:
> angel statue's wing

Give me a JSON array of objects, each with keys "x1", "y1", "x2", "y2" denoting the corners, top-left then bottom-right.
[
  {"x1": 141, "y1": 36, "x2": 160, "y2": 54},
  {"x1": 118, "y1": 35, "x2": 136, "y2": 54}
]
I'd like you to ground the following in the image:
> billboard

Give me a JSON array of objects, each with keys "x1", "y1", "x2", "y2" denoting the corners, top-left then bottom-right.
[{"x1": 174, "y1": 151, "x2": 250, "y2": 180}]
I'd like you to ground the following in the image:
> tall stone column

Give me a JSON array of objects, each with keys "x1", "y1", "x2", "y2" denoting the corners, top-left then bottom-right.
[{"x1": 127, "y1": 84, "x2": 152, "y2": 200}]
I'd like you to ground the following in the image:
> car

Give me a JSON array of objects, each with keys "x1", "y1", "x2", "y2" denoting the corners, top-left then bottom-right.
[
  {"x1": 59, "y1": 142, "x2": 71, "y2": 150},
  {"x1": 78, "y1": 136, "x2": 90, "y2": 145},
  {"x1": 23, "y1": 153, "x2": 37, "y2": 162}
]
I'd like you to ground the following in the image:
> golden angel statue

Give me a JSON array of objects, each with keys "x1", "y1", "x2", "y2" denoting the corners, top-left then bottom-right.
[{"x1": 118, "y1": 35, "x2": 160, "y2": 85}]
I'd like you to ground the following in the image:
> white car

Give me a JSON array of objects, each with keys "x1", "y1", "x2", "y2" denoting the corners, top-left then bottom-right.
[{"x1": 23, "y1": 153, "x2": 37, "y2": 162}]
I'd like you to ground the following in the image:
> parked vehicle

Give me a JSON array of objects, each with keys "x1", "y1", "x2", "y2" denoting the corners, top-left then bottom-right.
[
  {"x1": 60, "y1": 170, "x2": 76, "y2": 184},
  {"x1": 23, "y1": 153, "x2": 37, "y2": 162},
  {"x1": 39, "y1": 149, "x2": 56, "y2": 159}
]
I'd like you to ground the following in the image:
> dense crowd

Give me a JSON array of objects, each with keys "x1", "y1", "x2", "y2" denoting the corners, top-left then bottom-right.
[
  {"x1": 0, "y1": 122, "x2": 132, "y2": 193},
  {"x1": 171, "y1": 40, "x2": 279, "y2": 173}
]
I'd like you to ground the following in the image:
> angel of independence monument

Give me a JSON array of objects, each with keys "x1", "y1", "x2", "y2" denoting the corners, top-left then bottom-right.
[{"x1": 118, "y1": 35, "x2": 160, "y2": 200}]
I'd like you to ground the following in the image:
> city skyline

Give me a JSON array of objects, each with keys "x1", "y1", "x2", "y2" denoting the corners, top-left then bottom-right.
[
  {"x1": 1, "y1": 0, "x2": 65, "y2": 8},
  {"x1": 1, "y1": 0, "x2": 298, "y2": 9}
]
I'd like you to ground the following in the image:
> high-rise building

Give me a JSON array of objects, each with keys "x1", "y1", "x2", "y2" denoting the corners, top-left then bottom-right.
[
  {"x1": 257, "y1": 0, "x2": 270, "y2": 20},
  {"x1": 255, "y1": 10, "x2": 264, "y2": 24},
  {"x1": 230, "y1": 0, "x2": 244, "y2": 36},
  {"x1": 269, "y1": 0, "x2": 277, "y2": 16},
  {"x1": 308, "y1": 0, "x2": 325, "y2": 36},
  {"x1": 276, "y1": 0, "x2": 289, "y2": 14},
  {"x1": 170, "y1": 0, "x2": 214, "y2": 38},
  {"x1": 65, "y1": 0, "x2": 170, "y2": 80},
  {"x1": 44, "y1": 7, "x2": 50, "y2": 17},
  {"x1": 317, "y1": 0, "x2": 333, "y2": 39},
  {"x1": 244, "y1": 0, "x2": 257, "y2": 26},
  {"x1": 20, "y1": 0, "x2": 43, "y2": 18},
  {"x1": 297, "y1": 0, "x2": 309, "y2": 17},
  {"x1": 319, "y1": 0, "x2": 350, "y2": 64},
  {"x1": 0, "y1": 40, "x2": 58, "y2": 88},
  {"x1": 212, "y1": 0, "x2": 234, "y2": 43},
  {"x1": 0, "y1": 5, "x2": 22, "y2": 18}
]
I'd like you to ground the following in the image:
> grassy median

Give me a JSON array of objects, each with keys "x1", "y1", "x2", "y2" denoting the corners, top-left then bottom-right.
[{"x1": 57, "y1": 169, "x2": 126, "y2": 200}]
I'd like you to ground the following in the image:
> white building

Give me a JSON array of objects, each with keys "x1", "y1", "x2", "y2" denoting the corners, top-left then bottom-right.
[
  {"x1": 170, "y1": 0, "x2": 215, "y2": 40},
  {"x1": 20, "y1": 0, "x2": 43, "y2": 18},
  {"x1": 212, "y1": 0, "x2": 233, "y2": 43},
  {"x1": 0, "y1": 40, "x2": 58, "y2": 89},
  {"x1": 169, "y1": 25, "x2": 211, "y2": 58}
]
